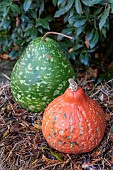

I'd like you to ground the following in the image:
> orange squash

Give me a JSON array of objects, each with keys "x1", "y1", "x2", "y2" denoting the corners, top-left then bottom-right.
[{"x1": 42, "y1": 79, "x2": 106, "y2": 154}]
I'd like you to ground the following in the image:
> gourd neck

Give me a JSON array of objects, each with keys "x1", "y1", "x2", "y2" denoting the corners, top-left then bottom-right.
[
  {"x1": 63, "y1": 79, "x2": 87, "y2": 103},
  {"x1": 68, "y1": 78, "x2": 78, "y2": 92}
]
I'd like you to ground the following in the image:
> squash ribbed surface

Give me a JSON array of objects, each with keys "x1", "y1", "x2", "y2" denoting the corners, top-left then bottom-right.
[{"x1": 11, "y1": 37, "x2": 75, "y2": 112}]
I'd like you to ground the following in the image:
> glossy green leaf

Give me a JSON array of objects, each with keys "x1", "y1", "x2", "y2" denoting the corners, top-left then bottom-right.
[
  {"x1": 73, "y1": 44, "x2": 83, "y2": 50},
  {"x1": 11, "y1": 4, "x2": 20, "y2": 13},
  {"x1": 38, "y1": 27, "x2": 43, "y2": 34},
  {"x1": 108, "y1": 0, "x2": 113, "y2": 3},
  {"x1": 54, "y1": 0, "x2": 74, "y2": 17},
  {"x1": 62, "y1": 27, "x2": 74, "y2": 34},
  {"x1": 58, "y1": 0, "x2": 65, "y2": 5},
  {"x1": 75, "y1": 0, "x2": 83, "y2": 14},
  {"x1": 76, "y1": 25, "x2": 85, "y2": 36},
  {"x1": 39, "y1": 0, "x2": 44, "y2": 16},
  {"x1": 79, "y1": 53, "x2": 89, "y2": 65},
  {"x1": 54, "y1": 8, "x2": 66, "y2": 17},
  {"x1": 89, "y1": 30, "x2": 99, "y2": 48},
  {"x1": 93, "y1": 7, "x2": 103, "y2": 16},
  {"x1": 21, "y1": 14, "x2": 30, "y2": 22},
  {"x1": 52, "y1": 0, "x2": 58, "y2": 6},
  {"x1": 2, "y1": 19, "x2": 10, "y2": 29},
  {"x1": 65, "y1": 0, "x2": 74, "y2": 11},
  {"x1": 3, "y1": 7, "x2": 10, "y2": 17},
  {"x1": 29, "y1": 10, "x2": 37, "y2": 19},
  {"x1": 36, "y1": 18, "x2": 51, "y2": 30},
  {"x1": 14, "y1": 39, "x2": 24, "y2": 46},
  {"x1": 101, "y1": 28, "x2": 107, "y2": 37},
  {"x1": 88, "y1": 46, "x2": 98, "y2": 52},
  {"x1": 81, "y1": 0, "x2": 102, "y2": 6},
  {"x1": 99, "y1": 7, "x2": 110, "y2": 30},
  {"x1": 26, "y1": 27, "x2": 38, "y2": 37},
  {"x1": 11, "y1": 32, "x2": 18, "y2": 39},
  {"x1": 0, "y1": 1, "x2": 12, "y2": 8},
  {"x1": 23, "y1": 0, "x2": 32, "y2": 12},
  {"x1": 68, "y1": 15, "x2": 85, "y2": 25},
  {"x1": 86, "y1": 30, "x2": 94, "y2": 41},
  {"x1": 74, "y1": 19, "x2": 86, "y2": 27},
  {"x1": 9, "y1": 50, "x2": 19, "y2": 60}
]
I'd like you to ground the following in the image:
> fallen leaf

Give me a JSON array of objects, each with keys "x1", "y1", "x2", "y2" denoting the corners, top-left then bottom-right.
[
  {"x1": 105, "y1": 113, "x2": 111, "y2": 121},
  {"x1": 85, "y1": 35, "x2": 90, "y2": 48},
  {"x1": 16, "y1": 16, "x2": 20, "y2": 27},
  {"x1": 61, "y1": 159, "x2": 70, "y2": 168},
  {"x1": 0, "y1": 54, "x2": 10, "y2": 60},
  {"x1": 3, "y1": 129, "x2": 9, "y2": 138},
  {"x1": 6, "y1": 104, "x2": 12, "y2": 111},
  {"x1": 99, "y1": 93, "x2": 104, "y2": 102},
  {"x1": 10, "y1": 123, "x2": 24, "y2": 133},
  {"x1": 91, "y1": 150, "x2": 101, "y2": 158},
  {"x1": 86, "y1": 68, "x2": 98, "y2": 78},
  {"x1": 19, "y1": 120, "x2": 29, "y2": 128},
  {"x1": 33, "y1": 123, "x2": 42, "y2": 130},
  {"x1": 33, "y1": 132, "x2": 42, "y2": 149},
  {"x1": 82, "y1": 163, "x2": 95, "y2": 169},
  {"x1": 32, "y1": 159, "x2": 38, "y2": 165}
]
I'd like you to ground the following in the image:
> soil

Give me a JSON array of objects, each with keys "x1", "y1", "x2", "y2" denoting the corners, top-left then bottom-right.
[{"x1": 0, "y1": 70, "x2": 113, "y2": 170}]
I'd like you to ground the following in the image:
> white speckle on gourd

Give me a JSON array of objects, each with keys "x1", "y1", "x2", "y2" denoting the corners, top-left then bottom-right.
[
  {"x1": 20, "y1": 80, "x2": 25, "y2": 84},
  {"x1": 29, "y1": 105, "x2": 35, "y2": 110},
  {"x1": 32, "y1": 97, "x2": 37, "y2": 100},
  {"x1": 53, "y1": 89, "x2": 61, "y2": 96},
  {"x1": 50, "y1": 58, "x2": 54, "y2": 62},
  {"x1": 17, "y1": 94, "x2": 21, "y2": 99},
  {"x1": 61, "y1": 62, "x2": 67, "y2": 68},
  {"x1": 38, "y1": 57, "x2": 42, "y2": 61},
  {"x1": 41, "y1": 67, "x2": 46, "y2": 70},
  {"x1": 19, "y1": 72, "x2": 23, "y2": 75},
  {"x1": 35, "y1": 66, "x2": 39, "y2": 70},
  {"x1": 42, "y1": 96, "x2": 48, "y2": 101},
  {"x1": 21, "y1": 62, "x2": 26, "y2": 65},
  {"x1": 28, "y1": 63, "x2": 32, "y2": 71}
]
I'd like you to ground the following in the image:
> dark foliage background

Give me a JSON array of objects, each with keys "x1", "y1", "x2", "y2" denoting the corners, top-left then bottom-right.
[{"x1": 0, "y1": 0, "x2": 113, "y2": 81}]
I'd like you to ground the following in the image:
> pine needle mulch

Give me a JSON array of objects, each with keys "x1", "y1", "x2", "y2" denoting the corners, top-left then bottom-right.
[{"x1": 0, "y1": 77, "x2": 113, "y2": 170}]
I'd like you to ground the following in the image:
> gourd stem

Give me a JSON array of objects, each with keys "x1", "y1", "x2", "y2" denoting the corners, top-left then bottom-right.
[
  {"x1": 68, "y1": 78, "x2": 78, "y2": 91},
  {"x1": 42, "y1": 32, "x2": 73, "y2": 41}
]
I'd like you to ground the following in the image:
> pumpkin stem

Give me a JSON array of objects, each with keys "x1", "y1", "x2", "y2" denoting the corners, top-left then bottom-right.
[
  {"x1": 68, "y1": 78, "x2": 78, "y2": 91},
  {"x1": 42, "y1": 32, "x2": 73, "y2": 41}
]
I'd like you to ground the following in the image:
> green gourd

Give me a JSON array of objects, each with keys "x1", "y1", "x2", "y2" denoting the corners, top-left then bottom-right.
[{"x1": 11, "y1": 32, "x2": 75, "y2": 112}]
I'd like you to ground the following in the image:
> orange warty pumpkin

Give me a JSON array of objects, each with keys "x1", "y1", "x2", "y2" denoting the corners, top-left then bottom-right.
[{"x1": 42, "y1": 79, "x2": 106, "y2": 154}]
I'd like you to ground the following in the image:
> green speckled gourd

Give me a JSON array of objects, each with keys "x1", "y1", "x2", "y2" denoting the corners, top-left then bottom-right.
[{"x1": 11, "y1": 33, "x2": 75, "y2": 112}]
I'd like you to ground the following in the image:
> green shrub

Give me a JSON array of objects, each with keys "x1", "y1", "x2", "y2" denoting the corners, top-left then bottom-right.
[
  {"x1": 0, "y1": 0, "x2": 113, "y2": 66},
  {"x1": 53, "y1": 0, "x2": 113, "y2": 65},
  {"x1": 0, "y1": 0, "x2": 53, "y2": 59}
]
